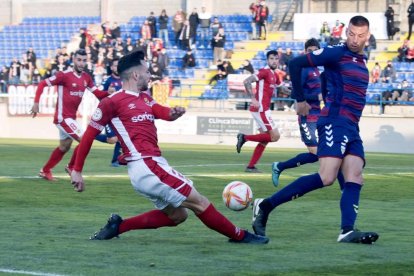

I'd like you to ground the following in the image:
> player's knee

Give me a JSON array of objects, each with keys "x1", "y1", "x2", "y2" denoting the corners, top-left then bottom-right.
[
  {"x1": 270, "y1": 132, "x2": 280, "y2": 142},
  {"x1": 170, "y1": 209, "x2": 188, "y2": 225},
  {"x1": 319, "y1": 174, "x2": 337, "y2": 186},
  {"x1": 58, "y1": 144, "x2": 71, "y2": 153}
]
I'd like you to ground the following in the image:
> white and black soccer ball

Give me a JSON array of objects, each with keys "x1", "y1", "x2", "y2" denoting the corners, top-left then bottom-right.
[{"x1": 222, "y1": 181, "x2": 253, "y2": 211}]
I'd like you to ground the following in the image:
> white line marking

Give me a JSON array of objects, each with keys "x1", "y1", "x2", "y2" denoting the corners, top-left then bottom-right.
[{"x1": 0, "y1": 268, "x2": 67, "y2": 276}]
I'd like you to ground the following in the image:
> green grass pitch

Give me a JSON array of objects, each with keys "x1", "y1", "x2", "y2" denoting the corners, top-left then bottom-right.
[{"x1": 0, "y1": 138, "x2": 413, "y2": 275}]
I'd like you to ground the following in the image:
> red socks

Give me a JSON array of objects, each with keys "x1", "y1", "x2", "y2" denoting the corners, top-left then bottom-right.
[
  {"x1": 245, "y1": 133, "x2": 271, "y2": 143},
  {"x1": 119, "y1": 210, "x2": 177, "y2": 234},
  {"x1": 67, "y1": 145, "x2": 79, "y2": 169},
  {"x1": 43, "y1": 147, "x2": 66, "y2": 172},
  {"x1": 197, "y1": 204, "x2": 244, "y2": 241},
  {"x1": 248, "y1": 143, "x2": 267, "y2": 168}
]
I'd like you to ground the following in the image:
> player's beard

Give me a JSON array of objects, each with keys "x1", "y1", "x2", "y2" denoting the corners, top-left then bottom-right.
[{"x1": 74, "y1": 65, "x2": 84, "y2": 74}]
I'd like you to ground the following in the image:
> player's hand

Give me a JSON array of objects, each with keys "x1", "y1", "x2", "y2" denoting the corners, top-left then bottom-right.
[
  {"x1": 71, "y1": 170, "x2": 85, "y2": 192},
  {"x1": 170, "y1": 106, "x2": 186, "y2": 120},
  {"x1": 296, "y1": 101, "x2": 311, "y2": 116},
  {"x1": 108, "y1": 86, "x2": 116, "y2": 94},
  {"x1": 250, "y1": 98, "x2": 259, "y2": 110},
  {"x1": 30, "y1": 103, "x2": 39, "y2": 118}
]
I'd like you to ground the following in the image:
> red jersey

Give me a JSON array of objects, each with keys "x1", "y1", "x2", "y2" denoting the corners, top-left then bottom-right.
[
  {"x1": 74, "y1": 90, "x2": 173, "y2": 171},
  {"x1": 34, "y1": 69, "x2": 106, "y2": 124},
  {"x1": 251, "y1": 66, "x2": 281, "y2": 112}
]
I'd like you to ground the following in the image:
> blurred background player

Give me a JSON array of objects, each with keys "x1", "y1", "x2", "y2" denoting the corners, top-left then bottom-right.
[
  {"x1": 236, "y1": 50, "x2": 281, "y2": 173},
  {"x1": 30, "y1": 49, "x2": 108, "y2": 181},
  {"x1": 94, "y1": 58, "x2": 123, "y2": 167},
  {"x1": 252, "y1": 16, "x2": 379, "y2": 244},
  {"x1": 70, "y1": 50, "x2": 269, "y2": 244}
]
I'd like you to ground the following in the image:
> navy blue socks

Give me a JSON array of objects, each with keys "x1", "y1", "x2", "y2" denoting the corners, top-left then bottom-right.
[
  {"x1": 277, "y1": 152, "x2": 318, "y2": 171},
  {"x1": 260, "y1": 173, "x2": 324, "y2": 213},
  {"x1": 340, "y1": 182, "x2": 362, "y2": 232}
]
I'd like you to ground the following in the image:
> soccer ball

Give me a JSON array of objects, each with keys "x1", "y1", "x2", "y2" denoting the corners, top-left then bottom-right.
[{"x1": 222, "y1": 181, "x2": 253, "y2": 211}]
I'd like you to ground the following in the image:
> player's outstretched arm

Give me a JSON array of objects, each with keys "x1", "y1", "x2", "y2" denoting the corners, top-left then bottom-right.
[{"x1": 152, "y1": 104, "x2": 185, "y2": 121}]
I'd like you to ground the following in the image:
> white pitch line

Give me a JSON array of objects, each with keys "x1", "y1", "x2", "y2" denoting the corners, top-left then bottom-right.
[{"x1": 0, "y1": 268, "x2": 67, "y2": 276}]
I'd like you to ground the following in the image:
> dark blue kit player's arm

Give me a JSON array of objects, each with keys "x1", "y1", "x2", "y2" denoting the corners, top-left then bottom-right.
[
  {"x1": 319, "y1": 71, "x2": 328, "y2": 104},
  {"x1": 290, "y1": 47, "x2": 342, "y2": 102}
]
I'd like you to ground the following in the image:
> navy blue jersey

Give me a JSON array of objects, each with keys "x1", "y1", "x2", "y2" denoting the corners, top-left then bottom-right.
[
  {"x1": 301, "y1": 66, "x2": 321, "y2": 122},
  {"x1": 103, "y1": 75, "x2": 122, "y2": 91},
  {"x1": 290, "y1": 44, "x2": 369, "y2": 125}
]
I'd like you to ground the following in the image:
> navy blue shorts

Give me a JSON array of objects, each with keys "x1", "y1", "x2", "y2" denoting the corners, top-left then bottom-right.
[
  {"x1": 105, "y1": 124, "x2": 117, "y2": 138},
  {"x1": 317, "y1": 120, "x2": 365, "y2": 161},
  {"x1": 299, "y1": 116, "x2": 318, "y2": 147}
]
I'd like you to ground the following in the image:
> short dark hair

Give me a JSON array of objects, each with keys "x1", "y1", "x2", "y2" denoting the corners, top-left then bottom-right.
[
  {"x1": 74, "y1": 49, "x2": 87, "y2": 56},
  {"x1": 349, "y1": 15, "x2": 369, "y2": 28},
  {"x1": 266, "y1": 50, "x2": 278, "y2": 59},
  {"x1": 117, "y1": 50, "x2": 145, "y2": 76},
  {"x1": 305, "y1": 38, "x2": 320, "y2": 50}
]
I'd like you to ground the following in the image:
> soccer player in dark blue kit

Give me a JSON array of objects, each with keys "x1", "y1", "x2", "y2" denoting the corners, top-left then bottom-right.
[
  {"x1": 270, "y1": 38, "x2": 345, "y2": 189},
  {"x1": 94, "y1": 58, "x2": 123, "y2": 166},
  {"x1": 252, "y1": 16, "x2": 379, "y2": 244}
]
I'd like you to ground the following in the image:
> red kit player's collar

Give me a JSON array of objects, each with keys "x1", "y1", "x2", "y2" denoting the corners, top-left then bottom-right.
[{"x1": 124, "y1": 90, "x2": 141, "y2": 96}]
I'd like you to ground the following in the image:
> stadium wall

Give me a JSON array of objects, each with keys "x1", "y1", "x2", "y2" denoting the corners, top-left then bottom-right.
[{"x1": 1, "y1": 96, "x2": 413, "y2": 154}]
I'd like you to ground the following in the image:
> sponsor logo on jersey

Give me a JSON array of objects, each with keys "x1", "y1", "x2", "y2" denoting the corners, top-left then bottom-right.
[
  {"x1": 92, "y1": 108, "x2": 103, "y2": 121},
  {"x1": 131, "y1": 112, "x2": 154, "y2": 123},
  {"x1": 70, "y1": 91, "x2": 84, "y2": 97}
]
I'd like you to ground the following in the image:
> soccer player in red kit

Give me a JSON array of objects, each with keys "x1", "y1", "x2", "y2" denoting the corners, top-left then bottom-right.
[
  {"x1": 236, "y1": 50, "x2": 281, "y2": 173},
  {"x1": 70, "y1": 50, "x2": 269, "y2": 244},
  {"x1": 30, "y1": 49, "x2": 108, "y2": 181}
]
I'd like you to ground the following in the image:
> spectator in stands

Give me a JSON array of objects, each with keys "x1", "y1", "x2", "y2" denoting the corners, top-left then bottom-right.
[
  {"x1": 93, "y1": 58, "x2": 106, "y2": 85},
  {"x1": 319, "y1": 21, "x2": 331, "y2": 44},
  {"x1": 182, "y1": 49, "x2": 196, "y2": 69},
  {"x1": 158, "y1": 9, "x2": 169, "y2": 44},
  {"x1": 111, "y1": 22, "x2": 121, "y2": 40},
  {"x1": 406, "y1": 43, "x2": 414, "y2": 62},
  {"x1": 149, "y1": 63, "x2": 163, "y2": 95},
  {"x1": 147, "y1": 12, "x2": 157, "y2": 38},
  {"x1": 381, "y1": 60, "x2": 395, "y2": 83},
  {"x1": 189, "y1": 8, "x2": 200, "y2": 47},
  {"x1": 364, "y1": 33, "x2": 376, "y2": 60},
  {"x1": 0, "y1": 66, "x2": 9, "y2": 93},
  {"x1": 135, "y1": 38, "x2": 147, "y2": 57},
  {"x1": 141, "y1": 20, "x2": 152, "y2": 41},
  {"x1": 407, "y1": 0, "x2": 414, "y2": 40},
  {"x1": 173, "y1": 9, "x2": 186, "y2": 48},
  {"x1": 101, "y1": 21, "x2": 112, "y2": 40},
  {"x1": 280, "y1": 48, "x2": 294, "y2": 72},
  {"x1": 199, "y1": 6, "x2": 212, "y2": 48},
  {"x1": 385, "y1": 5, "x2": 395, "y2": 40},
  {"x1": 20, "y1": 56, "x2": 31, "y2": 84},
  {"x1": 249, "y1": 1, "x2": 260, "y2": 39},
  {"x1": 392, "y1": 79, "x2": 412, "y2": 103},
  {"x1": 209, "y1": 60, "x2": 235, "y2": 85},
  {"x1": 331, "y1": 20, "x2": 345, "y2": 45},
  {"x1": 277, "y1": 74, "x2": 293, "y2": 111},
  {"x1": 239, "y1": 59, "x2": 255, "y2": 74},
  {"x1": 370, "y1": 62, "x2": 382, "y2": 83},
  {"x1": 210, "y1": 17, "x2": 222, "y2": 37},
  {"x1": 212, "y1": 27, "x2": 226, "y2": 65},
  {"x1": 124, "y1": 36, "x2": 135, "y2": 54},
  {"x1": 397, "y1": 40, "x2": 409, "y2": 62},
  {"x1": 32, "y1": 68, "x2": 41, "y2": 84},
  {"x1": 179, "y1": 20, "x2": 192, "y2": 50},
  {"x1": 79, "y1": 28, "x2": 88, "y2": 49},
  {"x1": 157, "y1": 48, "x2": 169, "y2": 76},
  {"x1": 60, "y1": 47, "x2": 70, "y2": 63},
  {"x1": 255, "y1": 0, "x2": 269, "y2": 40},
  {"x1": 8, "y1": 58, "x2": 21, "y2": 85},
  {"x1": 26, "y1": 47, "x2": 37, "y2": 68}
]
